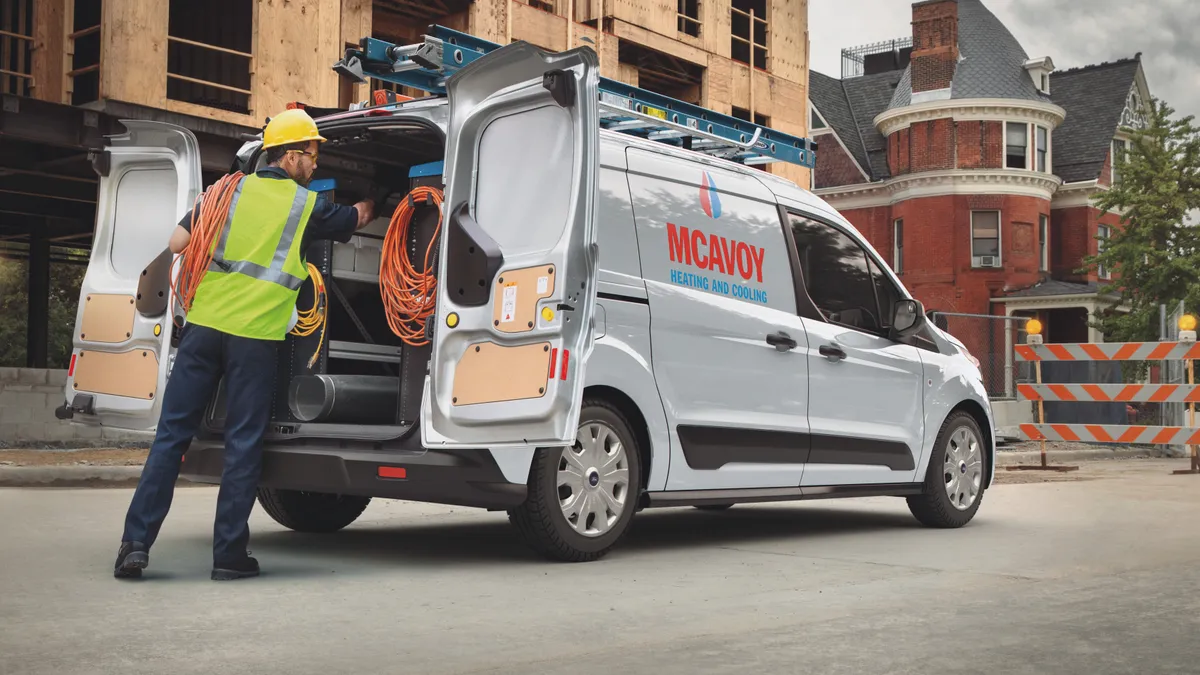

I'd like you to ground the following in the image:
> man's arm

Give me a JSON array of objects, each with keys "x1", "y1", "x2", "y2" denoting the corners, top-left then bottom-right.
[{"x1": 168, "y1": 225, "x2": 191, "y2": 254}]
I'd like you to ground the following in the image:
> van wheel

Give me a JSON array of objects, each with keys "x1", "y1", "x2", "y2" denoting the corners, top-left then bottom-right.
[
  {"x1": 256, "y1": 488, "x2": 371, "y2": 533},
  {"x1": 508, "y1": 399, "x2": 642, "y2": 562},
  {"x1": 906, "y1": 411, "x2": 986, "y2": 528}
]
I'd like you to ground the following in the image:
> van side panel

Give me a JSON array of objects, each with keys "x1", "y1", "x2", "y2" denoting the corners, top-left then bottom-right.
[
  {"x1": 625, "y1": 148, "x2": 813, "y2": 491},
  {"x1": 597, "y1": 138, "x2": 646, "y2": 299}
]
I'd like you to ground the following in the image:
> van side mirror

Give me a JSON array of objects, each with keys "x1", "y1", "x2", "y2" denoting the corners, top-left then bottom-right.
[{"x1": 891, "y1": 299, "x2": 925, "y2": 340}]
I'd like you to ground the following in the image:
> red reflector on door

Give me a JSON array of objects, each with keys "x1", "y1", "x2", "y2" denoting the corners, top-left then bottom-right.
[
  {"x1": 561, "y1": 349, "x2": 569, "y2": 380},
  {"x1": 377, "y1": 466, "x2": 407, "y2": 479},
  {"x1": 548, "y1": 348, "x2": 558, "y2": 379},
  {"x1": 68, "y1": 354, "x2": 76, "y2": 377}
]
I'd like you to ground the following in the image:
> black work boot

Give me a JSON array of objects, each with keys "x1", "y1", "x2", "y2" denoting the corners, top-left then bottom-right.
[
  {"x1": 113, "y1": 541, "x2": 149, "y2": 579},
  {"x1": 211, "y1": 554, "x2": 260, "y2": 581}
]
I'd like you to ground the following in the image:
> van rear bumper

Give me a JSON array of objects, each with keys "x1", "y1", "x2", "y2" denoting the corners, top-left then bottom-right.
[{"x1": 180, "y1": 438, "x2": 528, "y2": 511}]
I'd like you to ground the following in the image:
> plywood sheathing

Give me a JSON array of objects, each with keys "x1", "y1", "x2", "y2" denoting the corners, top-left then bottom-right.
[
  {"x1": 341, "y1": 0, "x2": 373, "y2": 103},
  {"x1": 101, "y1": 0, "x2": 168, "y2": 109},
  {"x1": 31, "y1": 0, "x2": 69, "y2": 103}
]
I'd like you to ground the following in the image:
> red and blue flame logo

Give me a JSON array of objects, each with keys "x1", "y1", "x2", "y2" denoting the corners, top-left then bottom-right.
[{"x1": 700, "y1": 171, "x2": 722, "y2": 219}]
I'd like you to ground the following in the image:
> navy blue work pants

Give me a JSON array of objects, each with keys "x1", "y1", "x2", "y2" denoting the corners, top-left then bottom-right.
[{"x1": 121, "y1": 323, "x2": 277, "y2": 565}]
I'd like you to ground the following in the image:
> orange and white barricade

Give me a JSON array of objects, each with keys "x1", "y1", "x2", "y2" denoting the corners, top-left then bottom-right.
[{"x1": 1014, "y1": 315, "x2": 1200, "y2": 475}]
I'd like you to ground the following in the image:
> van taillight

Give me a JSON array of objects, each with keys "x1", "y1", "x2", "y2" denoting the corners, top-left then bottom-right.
[{"x1": 378, "y1": 466, "x2": 406, "y2": 479}]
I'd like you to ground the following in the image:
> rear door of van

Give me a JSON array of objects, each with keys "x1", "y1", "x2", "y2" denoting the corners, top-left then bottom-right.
[
  {"x1": 422, "y1": 42, "x2": 602, "y2": 449},
  {"x1": 60, "y1": 121, "x2": 202, "y2": 431}
]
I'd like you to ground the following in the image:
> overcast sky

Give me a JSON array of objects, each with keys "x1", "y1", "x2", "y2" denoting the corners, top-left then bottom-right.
[{"x1": 810, "y1": 0, "x2": 1200, "y2": 119}]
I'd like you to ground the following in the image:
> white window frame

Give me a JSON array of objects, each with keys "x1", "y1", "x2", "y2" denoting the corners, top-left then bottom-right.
[
  {"x1": 1111, "y1": 137, "x2": 1130, "y2": 184},
  {"x1": 893, "y1": 218, "x2": 903, "y2": 273},
  {"x1": 1000, "y1": 121, "x2": 1052, "y2": 173},
  {"x1": 970, "y1": 210, "x2": 1002, "y2": 268},
  {"x1": 1004, "y1": 122, "x2": 1029, "y2": 170},
  {"x1": 1097, "y1": 224, "x2": 1112, "y2": 279},
  {"x1": 1039, "y1": 213, "x2": 1049, "y2": 272}
]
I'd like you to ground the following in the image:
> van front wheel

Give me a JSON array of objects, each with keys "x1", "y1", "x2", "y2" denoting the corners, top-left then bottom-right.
[
  {"x1": 508, "y1": 399, "x2": 642, "y2": 562},
  {"x1": 906, "y1": 410, "x2": 986, "y2": 528}
]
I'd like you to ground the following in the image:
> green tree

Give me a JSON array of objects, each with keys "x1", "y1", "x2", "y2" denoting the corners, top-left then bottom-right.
[
  {"x1": 1085, "y1": 97, "x2": 1200, "y2": 344},
  {"x1": 0, "y1": 253, "x2": 87, "y2": 369}
]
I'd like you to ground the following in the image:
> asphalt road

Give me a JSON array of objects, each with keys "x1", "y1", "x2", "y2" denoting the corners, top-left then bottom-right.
[{"x1": 2, "y1": 460, "x2": 1199, "y2": 675}]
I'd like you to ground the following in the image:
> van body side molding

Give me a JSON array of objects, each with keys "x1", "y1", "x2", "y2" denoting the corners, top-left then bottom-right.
[
  {"x1": 644, "y1": 483, "x2": 924, "y2": 508},
  {"x1": 677, "y1": 425, "x2": 915, "y2": 471}
]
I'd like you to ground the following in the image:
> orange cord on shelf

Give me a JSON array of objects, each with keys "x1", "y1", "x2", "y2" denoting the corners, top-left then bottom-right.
[
  {"x1": 171, "y1": 171, "x2": 245, "y2": 324},
  {"x1": 380, "y1": 185, "x2": 445, "y2": 346}
]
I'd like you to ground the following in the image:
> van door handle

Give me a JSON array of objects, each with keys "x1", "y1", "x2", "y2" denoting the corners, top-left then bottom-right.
[
  {"x1": 819, "y1": 344, "x2": 847, "y2": 361},
  {"x1": 766, "y1": 331, "x2": 798, "y2": 351}
]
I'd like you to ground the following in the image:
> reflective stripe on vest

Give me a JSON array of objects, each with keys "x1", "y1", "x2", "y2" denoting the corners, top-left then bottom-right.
[{"x1": 206, "y1": 178, "x2": 309, "y2": 291}]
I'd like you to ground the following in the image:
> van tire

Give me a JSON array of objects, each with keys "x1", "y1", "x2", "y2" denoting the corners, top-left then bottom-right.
[
  {"x1": 256, "y1": 488, "x2": 371, "y2": 533},
  {"x1": 906, "y1": 410, "x2": 986, "y2": 528},
  {"x1": 508, "y1": 398, "x2": 643, "y2": 562}
]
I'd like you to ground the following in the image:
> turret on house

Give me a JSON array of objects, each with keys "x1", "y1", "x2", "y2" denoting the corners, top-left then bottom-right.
[{"x1": 807, "y1": 0, "x2": 1151, "y2": 348}]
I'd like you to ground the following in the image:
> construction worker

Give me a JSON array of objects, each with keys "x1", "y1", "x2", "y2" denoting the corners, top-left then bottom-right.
[{"x1": 113, "y1": 108, "x2": 379, "y2": 581}]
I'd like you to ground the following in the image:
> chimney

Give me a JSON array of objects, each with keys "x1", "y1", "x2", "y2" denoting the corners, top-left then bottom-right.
[{"x1": 910, "y1": 0, "x2": 959, "y2": 94}]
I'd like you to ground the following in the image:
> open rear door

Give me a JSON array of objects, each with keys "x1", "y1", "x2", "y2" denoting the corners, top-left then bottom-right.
[
  {"x1": 422, "y1": 41, "x2": 601, "y2": 449},
  {"x1": 59, "y1": 121, "x2": 202, "y2": 431}
]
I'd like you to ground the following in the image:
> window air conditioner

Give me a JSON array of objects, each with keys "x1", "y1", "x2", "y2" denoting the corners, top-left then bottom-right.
[{"x1": 975, "y1": 256, "x2": 1000, "y2": 268}]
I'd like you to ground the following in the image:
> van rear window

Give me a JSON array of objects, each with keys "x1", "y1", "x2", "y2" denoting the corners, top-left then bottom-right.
[
  {"x1": 474, "y1": 105, "x2": 573, "y2": 256},
  {"x1": 110, "y1": 167, "x2": 179, "y2": 278}
]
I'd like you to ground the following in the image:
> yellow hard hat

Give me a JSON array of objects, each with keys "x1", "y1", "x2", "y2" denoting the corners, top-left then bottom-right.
[{"x1": 262, "y1": 108, "x2": 326, "y2": 149}]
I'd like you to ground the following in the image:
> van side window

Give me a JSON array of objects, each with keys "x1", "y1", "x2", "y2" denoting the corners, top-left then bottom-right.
[{"x1": 788, "y1": 214, "x2": 885, "y2": 334}]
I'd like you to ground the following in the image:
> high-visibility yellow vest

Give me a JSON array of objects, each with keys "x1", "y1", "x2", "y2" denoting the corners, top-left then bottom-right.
[{"x1": 186, "y1": 174, "x2": 317, "y2": 340}]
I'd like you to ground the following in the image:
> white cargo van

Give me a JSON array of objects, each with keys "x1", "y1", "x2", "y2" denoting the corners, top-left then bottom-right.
[{"x1": 59, "y1": 42, "x2": 995, "y2": 562}]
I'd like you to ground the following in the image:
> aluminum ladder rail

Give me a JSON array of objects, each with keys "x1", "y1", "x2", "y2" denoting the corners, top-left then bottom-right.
[{"x1": 332, "y1": 25, "x2": 817, "y2": 169}]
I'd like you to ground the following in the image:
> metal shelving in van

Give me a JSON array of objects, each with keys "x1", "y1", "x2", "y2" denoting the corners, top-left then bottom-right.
[{"x1": 330, "y1": 25, "x2": 818, "y2": 170}]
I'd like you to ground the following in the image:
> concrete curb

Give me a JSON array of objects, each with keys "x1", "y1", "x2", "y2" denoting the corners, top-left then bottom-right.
[
  {"x1": 995, "y1": 447, "x2": 1167, "y2": 465},
  {"x1": 0, "y1": 466, "x2": 145, "y2": 488},
  {"x1": 0, "y1": 466, "x2": 202, "y2": 488}
]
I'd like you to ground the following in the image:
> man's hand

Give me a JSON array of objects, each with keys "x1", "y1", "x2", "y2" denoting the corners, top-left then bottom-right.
[{"x1": 353, "y1": 199, "x2": 376, "y2": 230}]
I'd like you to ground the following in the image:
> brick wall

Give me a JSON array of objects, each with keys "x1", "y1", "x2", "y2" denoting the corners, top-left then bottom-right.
[
  {"x1": 912, "y1": 119, "x2": 956, "y2": 172},
  {"x1": 813, "y1": 134, "x2": 869, "y2": 188},
  {"x1": 841, "y1": 193, "x2": 1048, "y2": 317},
  {"x1": 840, "y1": 205, "x2": 895, "y2": 256},
  {"x1": 885, "y1": 119, "x2": 1003, "y2": 180},
  {"x1": 954, "y1": 120, "x2": 1003, "y2": 169},
  {"x1": 1052, "y1": 206, "x2": 1091, "y2": 281},
  {"x1": 888, "y1": 127, "x2": 912, "y2": 176},
  {"x1": 1051, "y1": 205, "x2": 1122, "y2": 283},
  {"x1": 911, "y1": 0, "x2": 959, "y2": 93},
  {"x1": 0, "y1": 369, "x2": 148, "y2": 445}
]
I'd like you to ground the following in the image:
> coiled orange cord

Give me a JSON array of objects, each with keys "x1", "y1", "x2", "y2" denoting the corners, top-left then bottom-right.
[
  {"x1": 172, "y1": 171, "x2": 245, "y2": 321},
  {"x1": 380, "y1": 186, "x2": 445, "y2": 346},
  {"x1": 290, "y1": 262, "x2": 327, "y2": 369}
]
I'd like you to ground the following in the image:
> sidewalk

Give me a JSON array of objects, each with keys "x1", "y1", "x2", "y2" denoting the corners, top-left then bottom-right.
[{"x1": 0, "y1": 442, "x2": 1186, "y2": 488}]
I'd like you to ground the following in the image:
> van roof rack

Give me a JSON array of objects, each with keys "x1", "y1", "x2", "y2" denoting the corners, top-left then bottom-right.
[{"x1": 331, "y1": 25, "x2": 816, "y2": 169}]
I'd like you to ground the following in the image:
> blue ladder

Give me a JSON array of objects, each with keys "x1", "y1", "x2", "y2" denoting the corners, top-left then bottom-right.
[{"x1": 332, "y1": 25, "x2": 817, "y2": 169}]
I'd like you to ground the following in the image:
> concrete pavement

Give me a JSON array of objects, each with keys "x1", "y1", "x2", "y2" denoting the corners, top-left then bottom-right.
[{"x1": 1, "y1": 459, "x2": 1198, "y2": 674}]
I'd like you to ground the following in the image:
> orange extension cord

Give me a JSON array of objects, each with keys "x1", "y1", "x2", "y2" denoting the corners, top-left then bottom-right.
[
  {"x1": 380, "y1": 186, "x2": 445, "y2": 347},
  {"x1": 171, "y1": 170, "x2": 327, "y2": 368},
  {"x1": 172, "y1": 171, "x2": 245, "y2": 321}
]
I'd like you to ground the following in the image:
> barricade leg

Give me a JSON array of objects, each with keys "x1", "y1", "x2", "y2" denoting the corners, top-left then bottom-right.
[
  {"x1": 1172, "y1": 357, "x2": 1199, "y2": 475},
  {"x1": 1008, "y1": 326, "x2": 1079, "y2": 473}
]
